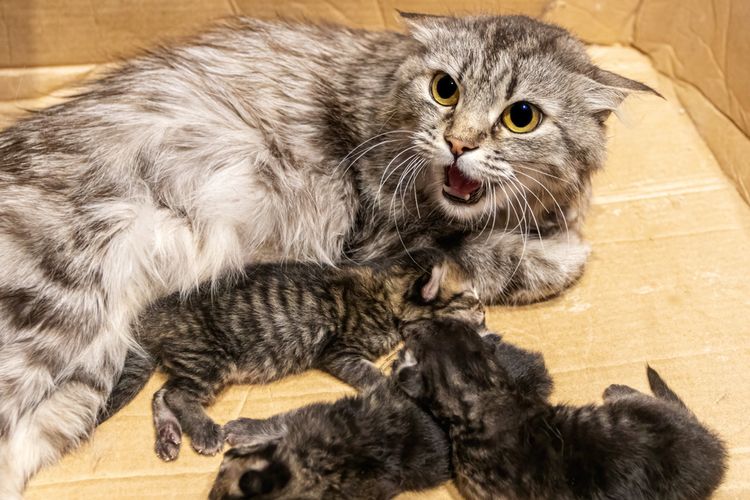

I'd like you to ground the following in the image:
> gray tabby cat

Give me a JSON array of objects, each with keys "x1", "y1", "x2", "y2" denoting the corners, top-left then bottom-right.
[
  {"x1": 99, "y1": 249, "x2": 482, "y2": 460},
  {"x1": 0, "y1": 13, "x2": 656, "y2": 495},
  {"x1": 395, "y1": 319, "x2": 727, "y2": 499}
]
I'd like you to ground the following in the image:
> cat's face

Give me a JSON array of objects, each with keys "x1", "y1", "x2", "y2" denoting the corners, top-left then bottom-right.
[{"x1": 386, "y1": 15, "x2": 656, "y2": 224}]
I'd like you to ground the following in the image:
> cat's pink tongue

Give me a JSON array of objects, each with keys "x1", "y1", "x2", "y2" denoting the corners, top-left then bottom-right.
[{"x1": 444, "y1": 163, "x2": 481, "y2": 200}]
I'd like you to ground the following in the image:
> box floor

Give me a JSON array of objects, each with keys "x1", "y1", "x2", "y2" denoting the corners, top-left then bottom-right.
[{"x1": 5, "y1": 46, "x2": 748, "y2": 499}]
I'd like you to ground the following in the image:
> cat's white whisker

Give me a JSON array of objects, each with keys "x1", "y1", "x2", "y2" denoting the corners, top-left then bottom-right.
[
  {"x1": 515, "y1": 163, "x2": 576, "y2": 186},
  {"x1": 333, "y1": 130, "x2": 413, "y2": 174},
  {"x1": 514, "y1": 170, "x2": 571, "y2": 247},
  {"x1": 509, "y1": 177, "x2": 545, "y2": 251}
]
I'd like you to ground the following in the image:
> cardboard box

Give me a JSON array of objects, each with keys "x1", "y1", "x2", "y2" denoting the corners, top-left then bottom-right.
[{"x1": 1, "y1": 1, "x2": 747, "y2": 498}]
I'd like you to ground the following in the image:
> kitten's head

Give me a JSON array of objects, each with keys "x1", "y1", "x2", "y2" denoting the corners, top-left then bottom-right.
[
  {"x1": 392, "y1": 318, "x2": 548, "y2": 427},
  {"x1": 210, "y1": 441, "x2": 308, "y2": 500},
  {"x1": 380, "y1": 14, "x2": 658, "y2": 224},
  {"x1": 388, "y1": 248, "x2": 485, "y2": 328}
]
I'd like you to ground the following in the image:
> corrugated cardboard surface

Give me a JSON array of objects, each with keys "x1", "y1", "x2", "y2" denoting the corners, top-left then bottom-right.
[
  {"x1": 3, "y1": 45, "x2": 745, "y2": 499},
  {"x1": 0, "y1": 0, "x2": 639, "y2": 70}
]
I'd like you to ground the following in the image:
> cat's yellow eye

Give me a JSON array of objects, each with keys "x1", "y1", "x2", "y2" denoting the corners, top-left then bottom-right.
[
  {"x1": 501, "y1": 101, "x2": 542, "y2": 133},
  {"x1": 431, "y1": 73, "x2": 459, "y2": 106}
]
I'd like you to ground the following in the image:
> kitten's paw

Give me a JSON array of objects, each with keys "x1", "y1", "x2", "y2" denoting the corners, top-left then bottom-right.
[
  {"x1": 191, "y1": 421, "x2": 224, "y2": 455},
  {"x1": 155, "y1": 421, "x2": 182, "y2": 461},
  {"x1": 603, "y1": 384, "x2": 640, "y2": 401},
  {"x1": 223, "y1": 418, "x2": 262, "y2": 446}
]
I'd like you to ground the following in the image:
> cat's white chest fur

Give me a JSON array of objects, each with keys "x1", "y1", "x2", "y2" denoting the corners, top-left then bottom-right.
[{"x1": 103, "y1": 161, "x2": 356, "y2": 316}]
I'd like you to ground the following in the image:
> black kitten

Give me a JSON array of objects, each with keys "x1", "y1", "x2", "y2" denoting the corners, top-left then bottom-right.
[
  {"x1": 100, "y1": 250, "x2": 483, "y2": 461},
  {"x1": 395, "y1": 319, "x2": 727, "y2": 500},
  {"x1": 210, "y1": 376, "x2": 451, "y2": 499}
]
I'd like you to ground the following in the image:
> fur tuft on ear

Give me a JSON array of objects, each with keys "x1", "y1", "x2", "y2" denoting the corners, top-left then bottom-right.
[
  {"x1": 421, "y1": 261, "x2": 446, "y2": 302},
  {"x1": 582, "y1": 66, "x2": 662, "y2": 122}
]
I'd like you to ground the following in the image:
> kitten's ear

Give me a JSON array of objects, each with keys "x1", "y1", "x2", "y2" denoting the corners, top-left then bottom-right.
[
  {"x1": 421, "y1": 261, "x2": 447, "y2": 302},
  {"x1": 395, "y1": 349, "x2": 425, "y2": 399},
  {"x1": 583, "y1": 66, "x2": 662, "y2": 122}
]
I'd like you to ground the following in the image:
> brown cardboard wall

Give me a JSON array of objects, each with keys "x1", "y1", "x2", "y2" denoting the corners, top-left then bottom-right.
[
  {"x1": 0, "y1": 0, "x2": 639, "y2": 70},
  {"x1": 633, "y1": 0, "x2": 750, "y2": 203}
]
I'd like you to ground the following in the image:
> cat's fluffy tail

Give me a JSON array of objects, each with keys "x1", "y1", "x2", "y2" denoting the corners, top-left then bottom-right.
[
  {"x1": 646, "y1": 365, "x2": 688, "y2": 410},
  {"x1": 97, "y1": 348, "x2": 156, "y2": 424}
]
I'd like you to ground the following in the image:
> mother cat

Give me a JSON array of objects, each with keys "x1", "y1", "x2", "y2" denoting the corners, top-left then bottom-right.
[{"x1": 0, "y1": 12, "x2": 655, "y2": 496}]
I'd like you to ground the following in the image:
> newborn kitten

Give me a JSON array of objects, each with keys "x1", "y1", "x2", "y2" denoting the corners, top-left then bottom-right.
[
  {"x1": 210, "y1": 322, "x2": 550, "y2": 500},
  {"x1": 394, "y1": 319, "x2": 727, "y2": 500},
  {"x1": 104, "y1": 250, "x2": 483, "y2": 461},
  {"x1": 210, "y1": 376, "x2": 451, "y2": 500}
]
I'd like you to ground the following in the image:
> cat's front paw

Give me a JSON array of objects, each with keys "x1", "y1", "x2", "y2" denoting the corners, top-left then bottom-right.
[
  {"x1": 502, "y1": 232, "x2": 591, "y2": 305},
  {"x1": 191, "y1": 421, "x2": 225, "y2": 455},
  {"x1": 155, "y1": 420, "x2": 182, "y2": 461},
  {"x1": 223, "y1": 418, "x2": 262, "y2": 446}
]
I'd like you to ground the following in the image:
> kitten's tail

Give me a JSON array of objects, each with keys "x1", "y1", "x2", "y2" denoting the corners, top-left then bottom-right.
[
  {"x1": 646, "y1": 365, "x2": 688, "y2": 409},
  {"x1": 96, "y1": 348, "x2": 156, "y2": 424}
]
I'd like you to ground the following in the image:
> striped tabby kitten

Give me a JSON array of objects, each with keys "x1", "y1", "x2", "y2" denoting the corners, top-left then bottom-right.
[
  {"x1": 394, "y1": 319, "x2": 727, "y2": 500},
  {"x1": 0, "y1": 13, "x2": 656, "y2": 493},
  {"x1": 102, "y1": 249, "x2": 482, "y2": 460}
]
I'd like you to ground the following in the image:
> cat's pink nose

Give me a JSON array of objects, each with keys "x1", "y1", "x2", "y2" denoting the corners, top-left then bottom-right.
[{"x1": 445, "y1": 136, "x2": 478, "y2": 157}]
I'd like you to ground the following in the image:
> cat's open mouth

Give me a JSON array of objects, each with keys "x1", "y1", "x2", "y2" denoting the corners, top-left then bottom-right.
[{"x1": 443, "y1": 163, "x2": 484, "y2": 205}]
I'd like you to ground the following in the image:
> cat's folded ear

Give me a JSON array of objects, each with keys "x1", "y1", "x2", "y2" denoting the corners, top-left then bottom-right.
[
  {"x1": 397, "y1": 11, "x2": 449, "y2": 45},
  {"x1": 394, "y1": 349, "x2": 425, "y2": 399},
  {"x1": 582, "y1": 66, "x2": 663, "y2": 122},
  {"x1": 420, "y1": 261, "x2": 447, "y2": 302}
]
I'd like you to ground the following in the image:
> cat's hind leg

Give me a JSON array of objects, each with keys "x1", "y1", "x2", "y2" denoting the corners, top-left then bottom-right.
[
  {"x1": 0, "y1": 321, "x2": 126, "y2": 498},
  {"x1": 159, "y1": 380, "x2": 224, "y2": 457},
  {"x1": 152, "y1": 388, "x2": 183, "y2": 461},
  {"x1": 0, "y1": 374, "x2": 115, "y2": 498}
]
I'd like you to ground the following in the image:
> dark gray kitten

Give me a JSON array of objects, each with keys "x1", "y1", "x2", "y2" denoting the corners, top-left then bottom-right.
[
  {"x1": 395, "y1": 319, "x2": 727, "y2": 500},
  {"x1": 100, "y1": 250, "x2": 483, "y2": 461},
  {"x1": 209, "y1": 321, "x2": 550, "y2": 500},
  {"x1": 210, "y1": 376, "x2": 451, "y2": 500}
]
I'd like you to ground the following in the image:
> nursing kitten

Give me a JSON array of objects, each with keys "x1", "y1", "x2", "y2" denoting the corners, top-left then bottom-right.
[
  {"x1": 102, "y1": 249, "x2": 482, "y2": 461},
  {"x1": 0, "y1": 13, "x2": 656, "y2": 493},
  {"x1": 395, "y1": 319, "x2": 727, "y2": 500},
  {"x1": 210, "y1": 376, "x2": 451, "y2": 500},
  {"x1": 210, "y1": 323, "x2": 549, "y2": 500}
]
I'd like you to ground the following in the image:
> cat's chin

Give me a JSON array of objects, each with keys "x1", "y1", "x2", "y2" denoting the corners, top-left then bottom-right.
[
  {"x1": 435, "y1": 190, "x2": 494, "y2": 223},
  {"x1": 441, "y1": 185, "x2": 485, "y2": 205}
]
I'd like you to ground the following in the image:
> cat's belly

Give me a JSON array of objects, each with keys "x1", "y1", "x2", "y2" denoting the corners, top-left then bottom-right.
[{"x1": 134, "y1": 160, "x2": 356, "y2": 296}]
